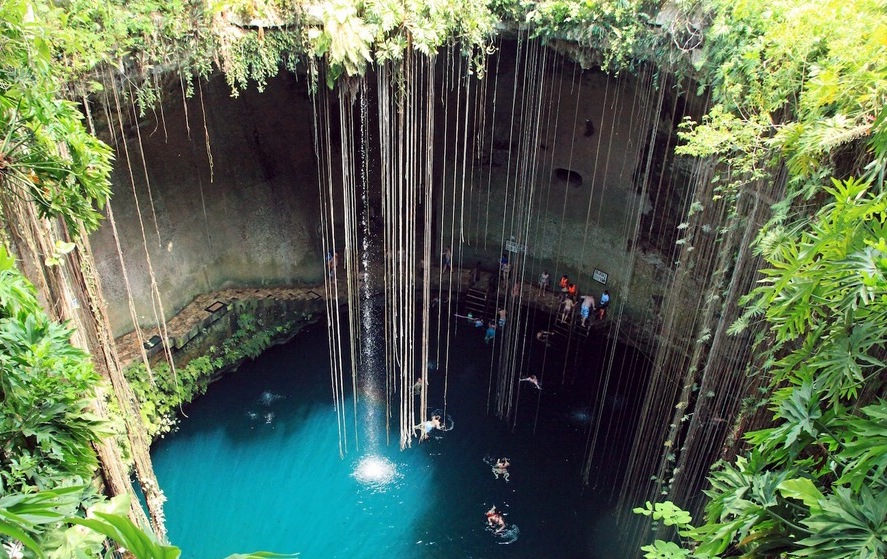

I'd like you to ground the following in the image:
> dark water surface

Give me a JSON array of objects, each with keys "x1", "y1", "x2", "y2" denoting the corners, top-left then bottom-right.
[{"x1": 151, "y1": 311, "x2": 648, "y2": 558}]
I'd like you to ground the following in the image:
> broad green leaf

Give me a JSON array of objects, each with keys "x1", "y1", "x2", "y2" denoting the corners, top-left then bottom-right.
[{"x1": 778, "y1": 478, "x2": 824, "y2": 510}]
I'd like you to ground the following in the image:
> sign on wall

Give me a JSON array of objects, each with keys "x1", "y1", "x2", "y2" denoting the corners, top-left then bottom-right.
[
  {"x1": 593, "y1": 268, "x2": 608, "y2": 285},
  {"x1": 505, "y1": 236, "x2": 526, "y2": 253}
]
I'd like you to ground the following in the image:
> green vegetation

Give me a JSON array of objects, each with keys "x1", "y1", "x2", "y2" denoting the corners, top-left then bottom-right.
[
  {"x1": 125, "y1": 313, "x2": 298, "y2": 438},
  {"x1": 635, "y1": 0, "x2": 887, "y2": 556},
  {"x1": 0, "y1": 0, "x2": 113, "y2": 235},
  {"x1": 3, "y1": 0, "x2": 887, "y2": 556},
  {"x1": 637, "y1": 179, "x2": 887, "y2": 558},
  {"x1": 677, "y1": 0, "x2": 887, "y2": 204},
  {"x1": 0, "y1": 246, "x2": 298, "y2": 556},
  {"x1": 0, "y1": 246, "x2": 103, "y2": 494}
]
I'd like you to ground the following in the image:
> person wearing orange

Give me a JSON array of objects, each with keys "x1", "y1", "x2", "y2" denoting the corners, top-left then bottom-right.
[
  {"x1": 558, "y1": 274, "x2": 570, "y2": 301},
  {"x1": 567, "y1": 283, "x2": 578, "y2": 299}
]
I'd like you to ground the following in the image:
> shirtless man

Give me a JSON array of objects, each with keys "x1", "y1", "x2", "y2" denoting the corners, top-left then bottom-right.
[
  {"x1": 559, "y1": 297, "x2": 574, "y2": 323},
  {"x1": 492, "y1": 457, "x2": 511, "y2": 481},
  {"x1": 485, "y1": 506, "x2": 506, "y2": 533},
  {"x1": 520, "y1": 375, "x2": 541, "y2": 390},
  {"x1": 414, "y1": 415, "x2": 442, "y2": 441}
]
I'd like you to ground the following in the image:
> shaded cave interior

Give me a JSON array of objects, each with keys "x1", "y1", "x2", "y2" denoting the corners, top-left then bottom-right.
[{"x1": 91, "y1": 37, "x2": 739, "y2": 531}]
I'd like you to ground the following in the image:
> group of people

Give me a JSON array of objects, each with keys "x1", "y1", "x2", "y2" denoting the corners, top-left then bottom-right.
[
  {"x1": 542, "y1": 271, "x2": 610, "y2": 327},
  {"x1": 485, "y1": 456, "x2": 511, "y2": 533},
  {"x1": 459, "y1": 309, "x2": 507, "y2": 344}
]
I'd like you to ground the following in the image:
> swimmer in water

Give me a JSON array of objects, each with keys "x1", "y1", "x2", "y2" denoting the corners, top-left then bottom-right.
[
  {"x1": 485, "y1": 506, "x2": 506, "y2": 533},
  {"x1": 413, "y1": 376, "x2": 427, "y2": 396},
  {"x1": 520, "y1": 375, "x2": 541, "y2": 390},
  {"x1": 414, "y1": 414, "x2": 442, "y2": 441},
  {"x1": 536, "y1": 330, "x2": 553, "y2": 346},
  {"x1": 492, "y1": 457, "x2": 511, "y2": 482},
  {"x1": 484, "y1": 320, "x2": 497, "y2": 343}
]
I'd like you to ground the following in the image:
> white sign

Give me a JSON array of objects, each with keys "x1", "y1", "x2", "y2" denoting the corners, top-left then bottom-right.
[
  {"x1": 505, "y1": 239, "x2": 526, "y2": 253},
  {"x1": 593, "y1": 268, "x2": 608, "y2": 284}
]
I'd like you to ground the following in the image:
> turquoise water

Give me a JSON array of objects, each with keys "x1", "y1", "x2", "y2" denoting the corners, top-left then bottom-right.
[{"x1": 151, "y1": 317, "x2": 644, "y2": 558}]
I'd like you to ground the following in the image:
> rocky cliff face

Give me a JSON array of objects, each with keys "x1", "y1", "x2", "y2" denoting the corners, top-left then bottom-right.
[
  {"x1": 92, "y1": 72, "x2": 325, "y2": 336},
  {"x1": 90, "y1": 42, "x2": 701, "y2": 340}
]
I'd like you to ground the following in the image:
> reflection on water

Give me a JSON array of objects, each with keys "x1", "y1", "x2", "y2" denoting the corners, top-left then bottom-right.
[{"x1": 351, "y1": 454, "x2": 400, "y2": 491}]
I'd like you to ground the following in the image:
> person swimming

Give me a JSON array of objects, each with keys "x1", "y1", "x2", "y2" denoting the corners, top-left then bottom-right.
[
  {"x1": 485, "y1": 505, "x2": 506, "y2": 533},
  {"x1": 520, "y1": 375, "x2": 541, "y2": 390},
  {"x1": 492, "y1": 457, "x2": 511, "y2": 481},
  {"x1": 414, "y1": 414, "x2": 442, "y2": 441},
  {"x1": 536, "y1": 330, "x2": 553, "y2": 346}
]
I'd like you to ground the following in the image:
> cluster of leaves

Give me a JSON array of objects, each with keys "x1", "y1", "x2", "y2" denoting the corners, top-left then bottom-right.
[
  {"x1": 677, "y1": 0, "x2": 887, "y2": 206},
  {"x1": 0, "y1": 246, "x2": 103, "y2": 495},
  {"x1": 518, "y1": 0, "x2": 664, "y2": 72},
  {"x1": 0, "y1": 245, "x2": 154, "y2": 556},
  {"x1": 3, "y1": 487, "x2": 296, "y2": 559},
  {"x1": 124, "y1": 313, "x2": 296, "y2": 438},
  {"x1": 301, "y1": 0, "x2": 498, "y2": 88},
  {"x1": 0, "y1": 0, "x2": 114, "y2": 234},
  {"x1": 0, "y1": 247, "x2": 300, "y2": 556},
  {"x1": 637, "y1": 179, "x2": 887, "y2": 559}
]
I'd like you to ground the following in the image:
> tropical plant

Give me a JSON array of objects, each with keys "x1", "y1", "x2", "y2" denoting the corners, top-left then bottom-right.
[
  {"x1": 678, "y1": 0, "x2": 887, "y2": 205},
  {"x1": 636, "y1": 179, "x2": 887, "y2": 558},
  {"x1": 0, "y1": 246, "x2": 103, "y2": 494},
  {"x1": 522, "y1": 0, "x2": 662, "y2": 72},
  {"x1": 0, "y1": 0, "x2": 114, "y2": 234},
  {"x1": 1, "y1": 488, "x2": 297, "y2": 559},
  {"x1": 0, "y1": 246, "x2": 297, "y2": 556}
]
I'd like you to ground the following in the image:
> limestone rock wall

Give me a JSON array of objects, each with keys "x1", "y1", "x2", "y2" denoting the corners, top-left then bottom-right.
[
  {"x1": 90, "y1": 43, "x2": 702, "y2": 342},
  {"x1": 92, "y1": 72, "x2": 326, "y2": 336}
]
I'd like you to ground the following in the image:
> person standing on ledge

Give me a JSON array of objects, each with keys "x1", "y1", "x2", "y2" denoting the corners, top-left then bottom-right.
[
  {"x1": 326, "y1": 251, "x2": 338, "y2": 278},
  {"x1": 580, "y1": 294, "x2": 596, "y2": 327},
  {"x1": 499, "y1": 254, "x2": 511, "y2": 284},
  {"x1": 538, "y1": 270, "x2": 550, "y2": 294},
  {"x1": 469, "y1": 260, "x2": 481, "y2": 287},
  {"x1": 597, "y1": 290, "x2": 610, "y2": 320},
  {"x1": 567, "y1": 282, "x2": 578, "y2": 300},
  {"x1": 559, "y1": 297, "x2": 575, "y2": 323}
]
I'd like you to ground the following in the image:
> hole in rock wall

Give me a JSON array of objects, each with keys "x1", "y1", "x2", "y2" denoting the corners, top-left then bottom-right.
[{"x1": 553, "y1": 167, "x2": 583, "y2": 187}]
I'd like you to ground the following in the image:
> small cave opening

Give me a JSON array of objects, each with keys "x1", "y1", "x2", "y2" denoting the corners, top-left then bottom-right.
[{"x1": 554, "y1": 167, "x2": 583, "y2": 187}]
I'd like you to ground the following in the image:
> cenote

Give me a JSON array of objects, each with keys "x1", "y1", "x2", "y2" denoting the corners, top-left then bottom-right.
[{"x1": 150, "y1": 309, "x2": 648, "y2": 558}]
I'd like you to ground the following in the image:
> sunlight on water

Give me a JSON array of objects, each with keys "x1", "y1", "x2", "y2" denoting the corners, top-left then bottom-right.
[{"x1": 351, "y1": 454, "x2": 400, "y2": 490}]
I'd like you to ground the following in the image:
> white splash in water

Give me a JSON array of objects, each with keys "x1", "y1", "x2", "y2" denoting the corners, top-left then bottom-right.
[
  {"x1": 351, "y1": 454, "x2": 399, "y2": 490},
  {"x1": 570, "y1": 407, "x2": 592, "y2": 424},
  {"x1": 259, "y1": 391, "x2": 282, "y2": 406}
]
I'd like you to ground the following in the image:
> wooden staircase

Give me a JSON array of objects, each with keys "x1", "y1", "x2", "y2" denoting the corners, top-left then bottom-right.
[{"x1": 463, "y1": 283, "x2": 491, "y2": 318}]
